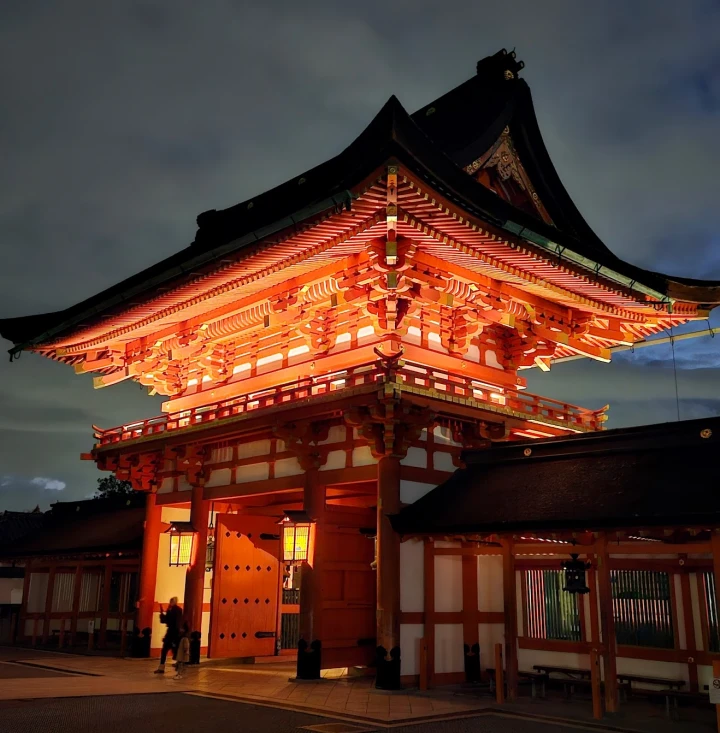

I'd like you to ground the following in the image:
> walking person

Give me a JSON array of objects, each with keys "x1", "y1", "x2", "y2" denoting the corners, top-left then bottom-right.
[
  {"x1": 173, "y1": 621, "x2": 190, "y2": 679},
  {"x1": 154, "y1": 596, "x2": 182, "y2": 674}
]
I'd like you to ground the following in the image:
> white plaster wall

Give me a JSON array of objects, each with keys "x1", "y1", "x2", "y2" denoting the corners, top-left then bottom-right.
[
  {"x1": 698, "y1": 665, "x2": 713, "y2": 694},
  {"x1": 238, "y1": 439, "x2": 271, "y2": 458},
  {"x1": 162, "y1": 507, "x2": 190, "y2": 523},
  {"x1": 435, "y1": 555, "x2": 462, "y2": 612},
  {"x1": 352, "y1": 446, "x2": 376, "y2": 466},
  {"x1": 209, "y1": 446, "x2": 233, "y2": 464},
  {"x1": 433, "y1": 426, "x2": 462, "y2": 446},
  {"x1": 400, "y1": 624, "x2": 424, "y2": 676},
  {"x1": 206, "y1": 468, "x2": 231, "y2": 488},
  {"x1": 158, "y1": 477, "x2": 174, "y2": 494},
  {"x1": 236, "y1": 463, "x2": 269, "y2": 483},
  {"x1": 477, "y1": 556, "x2": 503, "y2": 612},
  {"x1": 689, "y1": 573, "x2": 704, "y2": 650},
  {"x1": 616, "y1": 657, "x2": 690, "y2": 686},
  {"x1": 400, "y1": 481, "x2": 435, "y2": 504},
  {"x1": 401, "y1": 446, "x2": 426, "y2": 468},
  {"x1": 0, "y1": 578, "x2": 23, "y2": 605},
  {"x1": 478, "y1": 623, "x2": 504, "y2": 670},
  {"x1": 274, "y1": 457, "x2": 303, "y2": 477},
  {"x1": 433, "y1": 452, "x2": 456, "y2": 473},
  {"x1": 435, "y1": 624, "x2": 464, "y2": 673},
  {"x1": 400, "y1": 539, "x2": 424, "y2": 612},
  {"x1": 518, "y1": 649, "x2": 590, "y2": 674},
  {"x1": 320, "y1": 450, "x2": 346, "y2": 471},
  {"x1": 178, "y1": 475, "x2": 192, "y2": 492},
  {"x1": 674, "y1": 574, "x2": 687, "y2": 649},
  {"x1": 319, "y1": 426, "x2": 346, "y2": 444}
]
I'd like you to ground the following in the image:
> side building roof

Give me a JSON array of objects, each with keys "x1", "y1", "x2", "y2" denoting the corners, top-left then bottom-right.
[
  {"x1": 391, "y1": 415, "x2": 720, "y2": 535},
  {"x1": 2, "y1": 50, "x2": 718, "y2": 354},
  {"x1": 0, "y1": 495, "x2": 147, "y2": 559}
]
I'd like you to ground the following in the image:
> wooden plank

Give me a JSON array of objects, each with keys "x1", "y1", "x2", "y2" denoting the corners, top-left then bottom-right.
[
  {"x1": 424, "y1": 539, "x2": 435, "y2": 687},
  {"x1": 461, "y1": 542, "x2": 479, "y2": 649},
  {"x1": 377, "y1": 456, "x2": 401, "y2": 655},
  {"x1": 502, "y1": 539, "x2": 518, "y2": 701},
  {"x1": 596, "y1": 534, "x2": 618, "y2": 713}
]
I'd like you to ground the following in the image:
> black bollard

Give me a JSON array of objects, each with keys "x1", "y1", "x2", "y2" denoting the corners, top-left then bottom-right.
[
  {"x1": 189, "y1": 631, "x2": 201, "y2": 664},
  {"x1": 463, "y1": 642, "x2": 481, "y2": 683},
  {"x1": 375, "y1": 645, "x2": 401, "y2": 690},
  {"x1": 296, "y1": 638, "x2": 322, "y2": 680}
]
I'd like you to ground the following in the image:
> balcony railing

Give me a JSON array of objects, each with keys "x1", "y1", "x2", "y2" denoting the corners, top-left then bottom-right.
[{"x1": 93, "y1": 359, "x2": 606, "y2": 447}]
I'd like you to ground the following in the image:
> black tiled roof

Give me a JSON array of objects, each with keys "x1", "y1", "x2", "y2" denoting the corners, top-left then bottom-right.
[
  {"x1": 391, "y1": 416, "x2": 720, "y2": 535},
  {"x1": 0, "y1": 496, "x2": 147, "y2": 559},
  {"x1": 2, "y1": 50, "x2": 718, "y2": 351}
]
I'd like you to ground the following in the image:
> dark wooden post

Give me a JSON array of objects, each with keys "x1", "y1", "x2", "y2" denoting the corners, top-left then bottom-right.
[
  {"x1": 502, "y1": 538, "x2": 519, "y2": 701},
  {"x1": 297, "y1": 468, "x2": 325, "y2": 680},
  {"x1": 596, "y1": 533, "x2": 618, "y2": 712},
  {"x1": 42, "y1": 567, "x2": 56, "y2": 645},
  {"x1": 183, "y1": 482, "x2": 209, "y2": 646},
  {"x1": 494, "y1": 642, "x2": 505, "y2": 704},
  {"x1": 375, "y1": 454, "x2": 401, "y2": 689},
  {"x1": 70, "y1": 565, "x2": 83, "y2": 647},
  {"x1": 590, "y1": 648, "x2": 603, "y2": 719},
  {"x1": 99, "y1": 563, "x2": 112, "y2": 648},
  {"x1": 424, "y1": 539, "x2": 435, "y2": 688}
]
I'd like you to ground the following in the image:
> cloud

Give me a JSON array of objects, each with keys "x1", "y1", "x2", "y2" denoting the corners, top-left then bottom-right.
[
  {"x1": 0, "y1": 1, "x2": 719, "y2": 508},
  {"x1": 29, "y1": 477, "x2": 66, "y2": 491}
]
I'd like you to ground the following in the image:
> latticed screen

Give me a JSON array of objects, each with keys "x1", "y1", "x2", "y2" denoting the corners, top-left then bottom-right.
[
  {"x1": 283, "y1": 524, "x2": 310, "y2": 562},
  {"x1": 611, "y1": 570, "x2": 674, "y2": 648},
  {"x1": 524, "y1": 570, "x2": 581, "y2": 641},
  {"x1": 169, "y1": 533, "x2": 193, "y2": 566},
  {"x1": 702, "y1": 571, "x2": 720, "y2": 652}
]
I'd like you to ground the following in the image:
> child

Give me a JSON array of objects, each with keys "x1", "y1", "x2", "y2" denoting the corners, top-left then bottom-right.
[{"x1": 173, "y1": 621, "x2": 190, "y2": 679}]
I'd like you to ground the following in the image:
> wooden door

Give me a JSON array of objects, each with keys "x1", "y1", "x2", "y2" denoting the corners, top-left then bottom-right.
[
  {"x1": 320, "y1": 509, "x2": 376, "y2": 669},
  {"x1": 210, "y1": 514, "x2": 281, "y2": 658}
]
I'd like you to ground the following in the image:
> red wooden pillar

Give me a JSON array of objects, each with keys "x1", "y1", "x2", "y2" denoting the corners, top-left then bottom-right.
[
  {"x1": 502, "y1": 538, "x2": 519, "y2": 701},
  {"x1": 183, "y1": 483, "x2": 209, "y2": 636},
  {"x1": 377, "y1": 455, "x2": 401, "y2": 657},
  {"x1": 597, "y1": 533, "x2": 619, "y2": 712},
  {"x1": 137, "y1": 490, "x2": 162, "y2": 632}
]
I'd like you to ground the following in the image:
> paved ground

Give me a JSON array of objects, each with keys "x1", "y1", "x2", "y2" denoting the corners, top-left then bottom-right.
[
  {"x1": 0, "y1": 692, "x2": 683, "y2": 733},
  {"x1": 0, "y1": 647, "x2": 715, "y2": 732}
]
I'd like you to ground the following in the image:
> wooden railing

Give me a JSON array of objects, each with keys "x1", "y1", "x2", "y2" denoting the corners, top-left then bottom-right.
[{"x1": 93, "y1": 359, "x2": 606, "y2": 446}]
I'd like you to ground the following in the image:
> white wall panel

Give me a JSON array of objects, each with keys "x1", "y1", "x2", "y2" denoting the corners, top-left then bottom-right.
[
  {"x1": 435, "y1": 555, "x2": 462, "y2": 612},
  {"x1": 400, "y1": 539, "x2": 424, "y2": 612},
  {"x1": 400, "y1": 624, "x2": 424, "y2": 676},
  {"x1": 435, "y1": 624, "x2": 464, "y2": 673}
]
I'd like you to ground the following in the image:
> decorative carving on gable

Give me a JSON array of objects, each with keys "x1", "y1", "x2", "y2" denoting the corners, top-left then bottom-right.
[{"x1": 465, "y1": 128, "x2": 553, "y2": 225}]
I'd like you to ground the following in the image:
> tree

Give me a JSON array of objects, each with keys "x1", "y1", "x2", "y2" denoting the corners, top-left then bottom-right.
[{"x1": 94, "y1": 475, "x2": 136, "y2": 499}]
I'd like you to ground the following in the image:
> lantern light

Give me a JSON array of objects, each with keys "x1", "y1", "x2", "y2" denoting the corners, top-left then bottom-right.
[
  {"x1": 166, "y1": 522, "x2": 196, "y2": 567},
  {"x1": 278, "y1": 511, "x2": 313, "y2": 564},
  {"x1": 561, "y1": 553, "x2": 591, "y2": 594}
]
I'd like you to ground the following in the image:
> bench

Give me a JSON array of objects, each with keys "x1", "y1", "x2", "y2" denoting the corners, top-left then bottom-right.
[
  {"x1": 616, "y1": 673, "x2": 684, "y2": 702},
  {"x1": 486, "y1": 667, "x2": 549, "y2": 698},
  {"x1": 654, "y1": 689, "x2": 709, "y2": 720}
]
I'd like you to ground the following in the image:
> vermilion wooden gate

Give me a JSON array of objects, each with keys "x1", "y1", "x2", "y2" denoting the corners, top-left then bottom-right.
[
  {"x1": 319, "y1": 509, "x2": 376, "y2": 669},
  {"x1": 210, "y1": 514, "x2": 281, "y2": 658}
]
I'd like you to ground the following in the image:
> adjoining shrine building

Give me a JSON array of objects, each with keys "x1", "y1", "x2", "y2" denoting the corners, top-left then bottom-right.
[{"x1": 2, "y1": 50, "x2": 719, "y2": 693}]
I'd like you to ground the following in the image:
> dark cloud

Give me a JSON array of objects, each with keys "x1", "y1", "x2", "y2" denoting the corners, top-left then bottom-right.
[{"x1": 1, "y1": 1, "x2": 720, "y2": 509}]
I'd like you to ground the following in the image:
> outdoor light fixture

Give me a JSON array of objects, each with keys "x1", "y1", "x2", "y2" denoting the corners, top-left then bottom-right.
[
  {"x1": 166, "y1": 522, "x2": 196, "y2": 567},
  {"x1": 205, "y1": 535, "x2": 215, "y2": 572},
  {"x1": 561, "y1": 553, "x2": 591, "y2": 594},
  {"x1": 279, "y1": 511, "x2": 313, "y2": 564}
]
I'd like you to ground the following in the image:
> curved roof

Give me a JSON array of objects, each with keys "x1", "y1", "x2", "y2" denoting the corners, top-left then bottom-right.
[{"x1": 2, "y1": 50, "x2": 718, "y2": 353}]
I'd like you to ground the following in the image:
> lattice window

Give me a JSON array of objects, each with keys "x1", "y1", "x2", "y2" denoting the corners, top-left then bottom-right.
[
  {"x1": 524, "y1": 569, "x2": 581, "y2": 642},
  {"x1": 611, "y1": 570, "x2": 674, "y2": 649},
  {"x1": 702, "y1": 571, "x2": 720, "y2": 652}
]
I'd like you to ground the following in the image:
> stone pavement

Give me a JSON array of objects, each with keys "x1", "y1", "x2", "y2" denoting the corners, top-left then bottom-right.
[{"x1": 0, "y1": 649, "x2": 715, "y2": 731}]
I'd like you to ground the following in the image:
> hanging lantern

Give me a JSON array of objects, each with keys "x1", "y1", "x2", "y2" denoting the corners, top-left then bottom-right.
[
  {"x1": 166, "y1": 522, "x2": 196, "y2": 567},
  {"x1": 205, "y1": 535, "x2": 216, "y2": 572},
  {"x1": 561, "y1": 553, "x2": 591, "y2": 594},
  {"x1": 279, "y1": 511, "x2": 313, "y2": 564}
]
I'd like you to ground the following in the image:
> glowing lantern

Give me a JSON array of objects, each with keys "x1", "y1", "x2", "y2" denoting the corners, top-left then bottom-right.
[
  {"x1": 166, "y1": 522, "x2": 196, "y2": 567},
  {"x1": 280, "y1": 511, "x2": 313, "y2": 564}
]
